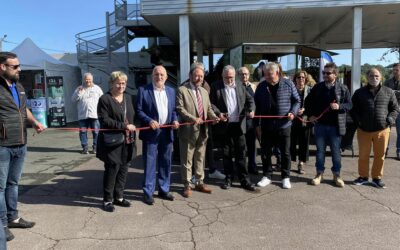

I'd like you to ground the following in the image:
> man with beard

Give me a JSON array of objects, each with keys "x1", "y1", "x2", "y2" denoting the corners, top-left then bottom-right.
[
  {"x1": 351, "y1": 68, "x2": 398, "y2": 188},
  {"x1": 0, "y1": 52, "x2": 45, "y2": 241},
  {"x1": 176, "y1": 63, "x2": 219, "y2": 198}
]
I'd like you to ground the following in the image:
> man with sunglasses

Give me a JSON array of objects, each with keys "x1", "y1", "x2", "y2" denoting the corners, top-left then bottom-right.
[
  {"x1": 351, "y1": 68, "x2": 398, "y2": 188},
  {"x1": 0, "y1": 52, "x2": 45, "y2": 241},
  {"x1": 304, "y1": 63, "x2": 351, "y2": 187}
]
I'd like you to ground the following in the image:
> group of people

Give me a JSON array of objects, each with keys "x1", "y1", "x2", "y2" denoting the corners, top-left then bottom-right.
[
  {"x1": 1, "y1": 50, "x2": 399, "y2": 244},
  {"x1": 72, "y1": 61, "x2": 399, "y2": 214}
]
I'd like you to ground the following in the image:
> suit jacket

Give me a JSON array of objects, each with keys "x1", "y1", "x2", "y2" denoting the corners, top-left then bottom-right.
[
  {"x1": 210, "y1": 81, "x2": 255, "y2": 135},
  {"x1": 176, "y1": 82, "x2": 217, "y2": 141},
  {"x1": 243, "y1": 82, "x2": 256, "y2": 131},
  {"x1": 135, "y1": 83, "x2": 177, "y2": 142}
]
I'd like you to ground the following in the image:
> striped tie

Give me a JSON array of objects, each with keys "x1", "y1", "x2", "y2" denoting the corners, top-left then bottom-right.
[{"x1": 195, "y1": 87, "x2": 204, "y2": 120}]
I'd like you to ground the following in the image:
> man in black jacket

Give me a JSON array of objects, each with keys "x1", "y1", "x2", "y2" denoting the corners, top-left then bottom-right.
[
  {"x1": 351, "y1": 68, "x2": 398, "y2": 188},
  {"x1": 304, "y1": 63, "x2": 351, "y2": 188},
  {"x1": 0, "y1": 52, "x2": 45, "y2": 241}
]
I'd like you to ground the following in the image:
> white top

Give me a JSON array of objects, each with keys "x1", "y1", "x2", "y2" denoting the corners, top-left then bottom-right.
[
  {"x1": 71, "y1": 84, "x2": 103, "y2": 120},
  {"x1": 153, "y1": 84, "x2": 168, "y2": 125},
  {"x1": 224, "y1": 82, "x2": 239, "y2": 122}
]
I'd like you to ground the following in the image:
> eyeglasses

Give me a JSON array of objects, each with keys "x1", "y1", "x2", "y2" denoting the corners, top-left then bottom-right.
[
  {"x1": 322, "y1": 71, "x2": 334, "y2": 76},
  {"x1": 296, "y1": 76, "x2": 305, "y2": 79},
  {"x1": 5, "y1": 64, "x2": 21, "y2": 70}
]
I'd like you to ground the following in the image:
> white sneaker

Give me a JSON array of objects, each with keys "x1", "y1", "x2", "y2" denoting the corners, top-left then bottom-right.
[
  {"x1": 282, "y1": 178, "x2": 291, "y2": 189},
  {"x1": 209, "y1": 170, "x2": 226, "y2": 180},
  {"x1": 257, "y1": 176, "x2": 272, "y2": 187}
]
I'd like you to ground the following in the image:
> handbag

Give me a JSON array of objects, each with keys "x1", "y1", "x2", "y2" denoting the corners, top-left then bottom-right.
[
  {"x1": 103, "y1": 132, "x2": 124, "y2": 147},
  {"x1": 102, "y1": 98, "x2": 127, "y2": 147}
]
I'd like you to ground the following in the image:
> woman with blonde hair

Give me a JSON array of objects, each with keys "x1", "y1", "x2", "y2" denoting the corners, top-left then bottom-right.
[{"x1": 96, "y1": 71, "x2": 136, "y2": 212}]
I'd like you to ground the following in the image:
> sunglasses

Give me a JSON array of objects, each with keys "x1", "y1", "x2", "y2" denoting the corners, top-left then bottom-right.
[
  {"x1": 5, "y1": 64, "x2": 21, "y2": 70},
  {"x1": 322, "y1": 71, "x2": 334, "y2": 76}
]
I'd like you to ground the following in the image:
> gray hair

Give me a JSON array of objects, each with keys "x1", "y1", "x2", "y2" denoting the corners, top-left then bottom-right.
[
  {"x1": 238, "y1": 67, "x2": 249, "y2": 74},
  {"x1": 83, "y1": 72, "x2": 93, "y2": 79},
  {"x1": 189, "y1": 62, "x2": 205, "y2": 75},
  {"x1": 222, "y1": 65, "x2": 235, "y2": 75},
  {"x1": 264, "y1": 62, "x2": 280, "y2": 73}
]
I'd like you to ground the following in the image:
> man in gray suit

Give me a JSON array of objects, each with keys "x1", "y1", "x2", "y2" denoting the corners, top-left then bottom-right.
[
  {"x1": 210, "y1": 65, "x2": 257, "y2": 191},
  {"x1": 176, "y1": 63, "x2": 219, "y2": 198}
]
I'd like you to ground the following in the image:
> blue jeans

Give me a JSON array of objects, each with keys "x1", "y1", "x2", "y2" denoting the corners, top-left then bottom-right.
[
  {"x1": 396, "y1": 114, "x2": 400, "y2": 154},
  {"x1": 314, "y1": 124, "x2": 342, "y2": 175},
  {"x1": 0, "y1": 145, "x2": 26, "y2": 225},
  {"x1": 79, "y1": 118, "x2": 100, "y2": 149}
]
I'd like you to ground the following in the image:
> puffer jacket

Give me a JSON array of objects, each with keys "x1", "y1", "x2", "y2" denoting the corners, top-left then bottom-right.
[
  {"x1": 0, "y1": 77, "x2": 28, "y2": 146},
  {"x1": 350, "y1": 84, "x2": 399, "y2": 132}
]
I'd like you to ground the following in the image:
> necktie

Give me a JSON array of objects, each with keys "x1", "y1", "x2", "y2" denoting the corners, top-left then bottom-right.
[{"x1": 195, "y1": 88, "x2": 204, "y2": 120}]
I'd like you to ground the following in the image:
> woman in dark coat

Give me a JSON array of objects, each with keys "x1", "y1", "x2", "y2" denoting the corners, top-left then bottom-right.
[
  {"x1": 290, "y1": 70, "x2": 312, "y2": 174},
  {"x1": 96, "y1": 71, "x2": 136, "y2": 212}
]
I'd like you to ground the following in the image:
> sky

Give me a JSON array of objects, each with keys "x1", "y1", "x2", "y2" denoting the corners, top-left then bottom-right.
[{"x1": 1, "y1": 0, "x2": 399, "y2": 67}]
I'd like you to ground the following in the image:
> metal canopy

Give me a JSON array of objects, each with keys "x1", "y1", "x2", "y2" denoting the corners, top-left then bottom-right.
[{"x1": 141, "y1": 4, "x2": 400, "y2": 52}]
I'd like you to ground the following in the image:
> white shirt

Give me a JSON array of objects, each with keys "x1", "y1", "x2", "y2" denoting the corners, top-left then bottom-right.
[
  {"x1": 224, "y1": 82, "x2": 239, "y2": 122},
  {"x1": 71, "y1": 84, "x2": 103, "y2": 120},
  {"x1": 153, "y1": 84, "x2": 168, "y2": 125}
]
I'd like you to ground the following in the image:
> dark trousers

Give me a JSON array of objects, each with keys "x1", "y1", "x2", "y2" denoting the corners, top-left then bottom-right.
[
  {"x1": 245, "y1": 127, "x2": 257, "y2": 171},
  {"x1": 290, "y1": 121, "x2": 310, "y2": 163},
  {"x1": 205, "y1": 127, "x2": 216, "y2": 173},
  {"x1": 222, "y1": 123, "x2": 249, "y2": 182},
  {"x1": 261, "y1": 126, "x2": 291, "y2": 179},
  {"x1": 103, "y1": 162, "x2": 129, "y2": 202}
]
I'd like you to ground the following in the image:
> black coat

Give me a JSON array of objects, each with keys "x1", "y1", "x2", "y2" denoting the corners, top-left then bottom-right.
[
  {"x1": 304, "y1": 81, "x2": 351, "y2": 136},
  {"x1": 350, "y1": 85, "x2": 399, "y2": 132},
  {"x1": 96, "y1": 92, "x2": 135, "y2": 165}
]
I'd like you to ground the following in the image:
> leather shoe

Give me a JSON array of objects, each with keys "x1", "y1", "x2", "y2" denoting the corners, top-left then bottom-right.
[
  {"x1": 195, "y1": 184, "x2": 212, "y2": 194},
  {"x1": 143, "y1": 195, "x2": 154, "y2": 205},
  {"x1": 158, "y1": 192, "x2": 174, "y2": 201},
  {"x1": 183, "y1": 186, "x2": 192, "y2": 198},
  {"x1": 241, "y1": 181, "x2": 258, "y2": 192},
  {"x1": 4, "y1": 227, "x2": 14, "y2": 241},
  {"x1": 113, "y1": 199, "x2": 131, "y2": 207},
  {"x1": 221, "y1": 179, "x2": 232, "y2": 189},
  {"x1": 8, "y1": 218, "x2": 35, "y2": 229},
  {"x1": 103, "y1": 202, "x2": 115, "y2": 212}
]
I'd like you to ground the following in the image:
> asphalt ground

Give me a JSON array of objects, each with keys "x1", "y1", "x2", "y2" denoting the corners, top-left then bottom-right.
[{"x1": 6, "y1": 127, "x2": 400, "y2": 250}]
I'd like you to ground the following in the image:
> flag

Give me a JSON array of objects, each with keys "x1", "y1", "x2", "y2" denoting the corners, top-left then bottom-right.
[{"x1": 319, "y1": 51, "x2": 333, "y2": 82}]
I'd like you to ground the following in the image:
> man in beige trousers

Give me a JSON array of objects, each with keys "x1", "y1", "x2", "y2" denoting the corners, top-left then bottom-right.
[{"x1": 176, "y1": 62, "x2": 219, "y2": 198}]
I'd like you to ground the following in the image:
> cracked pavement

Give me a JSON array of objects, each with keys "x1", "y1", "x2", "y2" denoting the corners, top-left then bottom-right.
[{"x1": 6, "y1": 128, "x2": 400, "y2": 249}]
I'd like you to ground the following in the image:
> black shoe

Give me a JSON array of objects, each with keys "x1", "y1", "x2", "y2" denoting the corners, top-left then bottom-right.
[
  {"x1": 241, "y1": 181, "x2": 258, "y2": 192},
  {"x1": 8, "y1": 218, "x2": 35, "y2": 228},
  {"x1": 248, "y1": 168, "x2": 258, "y2": 175},
  {"x1": 353, "y1": 177, "x2": 369, "y2": 186},
  {"x1": 143, "y1": 195, "x2": 154, "y2": 205},
  {"x1": 81, "y1": 147, "x2": 89, "y2": 154},
  {"x1": 113, "y1": 199, "x2": 131, "y2": 207},
  {"x1": 372, "y1": 179, "x2": 386, "y2": 189},
  {"x1": 4, "y1": 227, "x2": 14, "y2": 241},
  {"x1": 397, "y1": 153, "x2": 400, "y2": 161},
  {"x1": 158, "y1": 192, "x2": 174, "y2": 201},
  {"x1": 221, "y1": 179, "x2": 232, "y2": 190},
  {"x1": 103, "y1": 202, "x2": 115, "y2": 212}
]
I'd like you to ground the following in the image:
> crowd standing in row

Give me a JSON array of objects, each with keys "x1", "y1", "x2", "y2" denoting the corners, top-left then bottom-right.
[{"x1": 1, "y1": 50, "x2": 399, "y2": 244}]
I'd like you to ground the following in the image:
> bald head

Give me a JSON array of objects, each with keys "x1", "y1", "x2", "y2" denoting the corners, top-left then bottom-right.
[{"x1": 152, "y1": 66, "x2": 168, "y2": 88}]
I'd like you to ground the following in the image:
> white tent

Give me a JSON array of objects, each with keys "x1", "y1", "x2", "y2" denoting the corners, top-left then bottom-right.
[{"x1": 11, "y1": 38, "x2": 82, "y2": 123}]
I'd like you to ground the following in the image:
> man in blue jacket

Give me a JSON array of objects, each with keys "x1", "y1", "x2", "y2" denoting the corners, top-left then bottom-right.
[
  {"x1": 254, "y1": 62, "x2": 300, "y2": 189},
  {"x1": 136, "y1": 65, "x2": 179, "y2": 205}
]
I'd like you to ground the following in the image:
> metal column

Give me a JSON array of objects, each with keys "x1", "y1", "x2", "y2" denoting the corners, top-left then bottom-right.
[
  {"x1": 351, "y1": 7, "x2": 362, "y2": 94},
  {"x1": 179, "y1": 15, "x2": 190, "y2": 83}
]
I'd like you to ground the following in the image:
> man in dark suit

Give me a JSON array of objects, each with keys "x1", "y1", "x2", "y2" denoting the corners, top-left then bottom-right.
[
  {"x1": 210, "y1": 65, "x2": 257, "y2": 191},
  {"x1": 135, "y1": 65, "x2": 179, "y2": 205},
  {"x1": 239, "y1": 66, "x2": 258, "y2": 175}
]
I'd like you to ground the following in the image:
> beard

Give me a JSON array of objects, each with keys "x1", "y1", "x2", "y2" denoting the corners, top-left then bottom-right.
[{"x1": 3, "y1": 71, "x2": 19, "y2": 83}]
